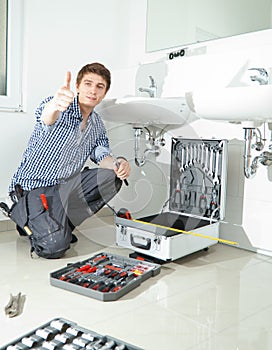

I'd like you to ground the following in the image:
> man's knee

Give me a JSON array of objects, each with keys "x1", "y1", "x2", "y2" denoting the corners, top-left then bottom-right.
[{"x1": 96, "y1": 168, "x2": 122, "y2": 192}]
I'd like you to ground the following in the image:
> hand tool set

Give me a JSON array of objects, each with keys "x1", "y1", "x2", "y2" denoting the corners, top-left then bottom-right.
[
  {"x1": 50, "y1": 252, "x2": 161, "y2": 301},
  {"x1": 116, "y1": 137, "x2": 229, "y2": 262},
  {"x1": 1, "y1": 317, "x2": 143, "y2": 350},
  {"x1": 170, "y1": 138, "x2": 225, "y2": 217}
]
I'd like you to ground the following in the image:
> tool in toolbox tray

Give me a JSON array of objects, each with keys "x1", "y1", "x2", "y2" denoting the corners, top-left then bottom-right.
[
  {"x1": 50, "y1": 252, "x2": 161, "y2": 301},
  {"x1": 1, "y1": 317, "x2": 143, "y2": 350}
]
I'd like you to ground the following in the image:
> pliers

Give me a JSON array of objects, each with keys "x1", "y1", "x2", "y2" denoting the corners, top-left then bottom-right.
[{"x1": 4, "y1": 292, "x2": 24, "y2": 318}]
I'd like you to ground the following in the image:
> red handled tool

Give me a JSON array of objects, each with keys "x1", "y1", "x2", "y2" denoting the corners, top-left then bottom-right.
[
  {"x1": 40, "y1": 194, "x2": 49, "y2": 210},
  {"x1": 117, "y1": 208, "x2": 132, "y2": 220}
]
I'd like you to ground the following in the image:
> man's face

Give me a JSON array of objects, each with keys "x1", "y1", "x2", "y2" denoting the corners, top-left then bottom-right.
[{"x1": 76, "y1": 72, "x2": 107, "y2": 109}]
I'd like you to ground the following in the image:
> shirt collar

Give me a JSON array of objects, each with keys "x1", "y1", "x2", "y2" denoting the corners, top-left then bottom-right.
[
  {"x1": 71, "y1": 95, "x2": 82, "y2": 120},
  {"x1": 71, "y1": 95, "x2": 96, "y2": 121}
]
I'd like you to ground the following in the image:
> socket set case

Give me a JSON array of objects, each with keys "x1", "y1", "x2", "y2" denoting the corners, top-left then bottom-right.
[
  {"x1": 116, "y1": 137, "x2": 228, "y2": 261},
  {"x1": 50, "y1": 252, "x2": 161, "y2": 302},
  {"x1": 1, "y1": 317, "x2": 143, "y2": 350}
]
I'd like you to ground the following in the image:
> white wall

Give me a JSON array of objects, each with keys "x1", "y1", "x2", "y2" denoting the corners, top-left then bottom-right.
[{"x1": 1, "y1": 0, "x2": 272, "y2": 256}]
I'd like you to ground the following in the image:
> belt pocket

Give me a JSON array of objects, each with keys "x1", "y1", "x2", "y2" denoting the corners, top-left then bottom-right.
[
  {"x1": 28, "y1": 203, "x2": 69, "y2": 259},
  {"x1": 10, "y1": 195, "x2": 28, "y2": 229},
  {"x1": 28, "y1": 208, "x2": 60, "y2": 238}
]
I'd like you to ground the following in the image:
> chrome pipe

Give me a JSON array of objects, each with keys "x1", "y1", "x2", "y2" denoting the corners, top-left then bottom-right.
[{"x1": 243, "y1": 128, "x2": 257, "y2": 178}]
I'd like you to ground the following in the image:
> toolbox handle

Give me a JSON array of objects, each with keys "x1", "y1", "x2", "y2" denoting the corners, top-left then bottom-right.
[{"x1": 130, "y1": 234, "x2": 151, "y2": 250}]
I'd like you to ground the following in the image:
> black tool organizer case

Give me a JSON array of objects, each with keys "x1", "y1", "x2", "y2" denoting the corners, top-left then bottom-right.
[
  {"x1": 50, "y1": 252, "x2": 161, "y2": 302},
  {"x1": 1, "y1": 317, "x2": 143, "y2": 349},
  {"x1": 116, "y1": 137, "x2": 228, "y2": 261}
]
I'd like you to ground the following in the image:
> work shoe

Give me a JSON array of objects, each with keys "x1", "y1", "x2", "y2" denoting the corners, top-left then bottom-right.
[
  {"x1": 0, "y1": 202, "x2": 10, "y2": 217},
  {"x1": 71, "y1": 234, "x2": 78, "y2": 243}
]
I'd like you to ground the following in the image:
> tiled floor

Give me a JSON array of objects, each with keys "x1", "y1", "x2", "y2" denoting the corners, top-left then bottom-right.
[{"x1": 1, "y1": 212, "x2": 272, "y2": 349}]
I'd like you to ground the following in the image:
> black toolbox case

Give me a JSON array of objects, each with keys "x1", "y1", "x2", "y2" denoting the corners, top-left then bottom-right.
[
  {"x1": 116, "y1": 137, "x2": 228, "y2": 261},
  {"x1": 50, "y1": 252, "x2": 161, "y2": 302},
  {"x1": 1, "y1": 317, "x2": 143, "y2": 349}
]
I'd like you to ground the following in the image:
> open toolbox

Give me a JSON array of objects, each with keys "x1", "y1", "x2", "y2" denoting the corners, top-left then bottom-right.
[
  {"x1": 116, "y1": 137, "x2": 228, "y2": 261},
  {"x1": 50, "y1": 252, "x2": 161, "y2": 302},
  {"x1": 1, "y1": 317, "x2": 143, "y2": 350}
]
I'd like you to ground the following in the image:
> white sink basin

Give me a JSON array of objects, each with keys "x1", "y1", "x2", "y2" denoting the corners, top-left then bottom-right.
[
  {"x1": 96, "y1": 96, "x2": 191, "y2": 128},
  {"x1": 185, "y1": 85, "x2": 272, "y2": 123}
]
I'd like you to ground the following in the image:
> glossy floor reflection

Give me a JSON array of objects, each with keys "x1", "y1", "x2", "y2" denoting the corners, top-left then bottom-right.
[{"x1": 0, "y1": 213, "x2": 272, "y2": 350}]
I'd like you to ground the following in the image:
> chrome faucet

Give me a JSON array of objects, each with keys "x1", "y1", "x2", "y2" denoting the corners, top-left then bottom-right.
[
  {"x1": 248, "y1": 68, "x2": 269, "y2": 85},
  {"x1": 138, "y1": 75, "x2": 157, "y2": 98}
]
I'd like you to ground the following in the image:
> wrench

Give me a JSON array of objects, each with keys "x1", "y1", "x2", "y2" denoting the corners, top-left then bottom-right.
[
  {"x1": 203, "y1": 145, "x2": 209, "y2": 173},
  {"x1": 184, "y1": 145, "x2": 189, "y2": 169},
  {"x1": 200, "y1": 143, "x2": 205, "y2": 168},
  {"x1": 199, "y1": 176, "x2": 207, "y2": 214},
  {"x1": 213, "y1": 149, "x2": 220, "y2": 184},
  {"x1": 189, "y1": 144, "x2": 194, "y2": 167},
  {"x1": 208, "y1": 147, "x2": 214, "y2": 177},
  {"x1": 193, "y1": 144, "x2": 198, "y2": 165},
  {"x1": 179, "y1": 147, "x2": 185, "y2": 172},
  {"x1": 197, "y1": 143, "x2": 202, "y2": 163}
]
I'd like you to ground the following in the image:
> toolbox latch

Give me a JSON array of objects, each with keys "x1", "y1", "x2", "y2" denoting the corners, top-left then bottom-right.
[{"x1": 120, "y1": 225, "x2": 127, "y2": 241}]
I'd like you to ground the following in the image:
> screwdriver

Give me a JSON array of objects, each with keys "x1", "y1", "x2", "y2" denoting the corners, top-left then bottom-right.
[{"x1": 40, "y1": 194, "x2": 49, "y2": 210}]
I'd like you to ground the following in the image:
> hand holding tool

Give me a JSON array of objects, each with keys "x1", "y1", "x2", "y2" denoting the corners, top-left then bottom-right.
[{"x1": 110, "y1": 153, "x2": 129, "y2": 186}]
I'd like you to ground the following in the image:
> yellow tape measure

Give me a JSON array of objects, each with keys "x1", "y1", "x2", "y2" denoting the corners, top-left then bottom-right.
[{"x1": 132, "y1": 219, "x2": 238, "y2": 246}]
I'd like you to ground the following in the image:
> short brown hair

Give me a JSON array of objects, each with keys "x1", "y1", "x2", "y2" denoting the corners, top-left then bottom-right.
[{"x1": 76, "y1": 62, "x2": 111, "y2": 92}]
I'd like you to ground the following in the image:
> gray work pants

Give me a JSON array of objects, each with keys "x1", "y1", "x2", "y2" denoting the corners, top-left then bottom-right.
[{"x1": 10, "y1": 168, "x2": 122, "y2": 258}]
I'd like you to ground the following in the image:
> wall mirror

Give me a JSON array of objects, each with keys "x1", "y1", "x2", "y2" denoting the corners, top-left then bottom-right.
[{"x1": 146, "y1": 0, "x2": 272, "y2": 52}]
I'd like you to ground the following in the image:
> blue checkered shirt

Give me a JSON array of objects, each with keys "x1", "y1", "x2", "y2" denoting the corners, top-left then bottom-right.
[{"x1": 9, "y1": 96, "x2": 110, "y2": 192}]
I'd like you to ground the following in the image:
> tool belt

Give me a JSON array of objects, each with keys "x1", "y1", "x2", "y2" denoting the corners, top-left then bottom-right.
[{"x1": 9, "y1": 187, "x2": 71, "y2": 259}]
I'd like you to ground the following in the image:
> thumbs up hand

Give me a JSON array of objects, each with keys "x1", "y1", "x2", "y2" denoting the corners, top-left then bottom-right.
[
  {"x1": 41, "y1": 71, "x2": 75, "y2": 126},
  {"x1": 52, "y1": 71, "x2": 74, "y2": 112}
]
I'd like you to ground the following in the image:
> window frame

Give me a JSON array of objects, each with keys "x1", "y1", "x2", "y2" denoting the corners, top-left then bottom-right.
[{"x1": 0, "y1": 0, "x2": 23, "y2": 112}]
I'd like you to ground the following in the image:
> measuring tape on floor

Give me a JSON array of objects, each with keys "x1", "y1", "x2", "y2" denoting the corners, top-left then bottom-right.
[{"x1": 132, "y1": 219, "x2": 238, "y2": 246}]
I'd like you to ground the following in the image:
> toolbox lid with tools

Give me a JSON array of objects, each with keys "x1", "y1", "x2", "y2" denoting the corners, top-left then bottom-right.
[
  {"x1": 168, "y1": 137, "x2": 228, "y2": 221},
  {"x1": 115, "y1": 137, "x2": 228, "y2": 239}
]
